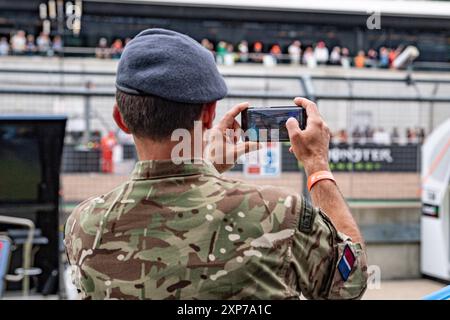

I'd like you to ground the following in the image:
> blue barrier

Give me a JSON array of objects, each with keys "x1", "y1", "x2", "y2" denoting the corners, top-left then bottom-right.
[
  {"x1": 422, "y1": 285, "x2": 450, "y2": 300},
  {"x1": 0, "y1": 236, "x2": 12, "y2": 297}
]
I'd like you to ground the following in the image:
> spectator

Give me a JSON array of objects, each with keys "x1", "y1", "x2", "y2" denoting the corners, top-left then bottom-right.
[
  {"x1": 215, "y1": 41, "x2": 227, "y2": 65},
  {"x1": 391, "y1": 127, "x2": 400, "y2": 144},
  {"x1": 95, "y1": 37, "x2": 109, "y2": 59},
  {"x1": 238, "y1": 40, "x2": 249, "y2": 62},
  {"x1": 252, "y1": 41, "x2": 263, "y2": 63},
  {"x1": 100, "y1": 131, "x2": 117, "y2": 173},
  {"x1": 52, "y1": 35, "x2": 63, "y2": 55},
  {"x1": 110, "y1": 38, "x2": 123, "y2": 59},
  {"x1": 0, "y1": 37, "x2": 9, "y2": 56},
  {"x1": 354, "y1": 50, "x2": 366, "y2": 68},
  {"x1": 364, "y1": 126, "x2": 374, "y2": 142},
  {"x1": 379, "y1": 47, "x2": 389, "y2": 68},
  {"x1": 314, "y1": 41, "x2": 329, "y2": 65},
  {"x1": 406, "y1": 128, "x2": 412, "y2": 142},
  {"x1": 201, "y1": 38, "x2": 213, "y2": 52},
  {"x1": 337, "y1": 129, "x2": 348, "y2": 144},
  {"x1": 406, "y1": 128, "x2": 417, "y2": 144},
  {"x1": 352, "y1": 126, "x2": 363, "y2": 143},
  {"x1": 25, "y1": 34, "x2": 37, "y2": 56},
  {"x1": 269, "y1": 44, "x2": 282, "y2": 63},
  {"x1": 10, "y1": 30, "x2": 26, "y2": 55},
  {"x1": 366, "y1": 48, "x2": 378, "y2": 68},
  {"x1": 224, "y1": 43, "x2": 236, "y2": 66},
  {"x1": 388, "y1": 48, "x2": 398, "y2": 67},
  {"x1": 390, "y1": 46, "x2": 405, "y2": 69},
  {"x1": 341, "y1": 47, "x2": 351, "y2": 68},
  {"x1": 416, "y1": 127, "x2": 426, "y2": 143},
  {"x1": 253, "y1": 41, "x2": 263, "y2": 53},
  {"x1": 303, "y1": 46, "x2": 316, "y2": 68},
  {"x1": 330, "y1": 46, "x2": 341, "y2": 65},
  {"x1": 373, "y1": 128, "x2": 390, "y2": 145},
  {"x1": 36, "y1": 32, "x2": 51, "y2": 55},
  {"x1": 288, "y1": 40, "x2": 301, "y2": 65}
]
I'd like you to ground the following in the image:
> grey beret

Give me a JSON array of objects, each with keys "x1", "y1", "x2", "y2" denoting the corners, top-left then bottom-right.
[{"x1": 116, "y1": 28, "x2": 228, "y2": 104}]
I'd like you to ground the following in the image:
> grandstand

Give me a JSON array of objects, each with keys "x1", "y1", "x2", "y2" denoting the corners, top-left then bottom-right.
[{"x1": 0, "y1": 0, "x2": 449, "y2": 63}]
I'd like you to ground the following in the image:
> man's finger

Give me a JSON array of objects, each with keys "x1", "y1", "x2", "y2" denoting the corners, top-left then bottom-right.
[
  {"x1": 217, "y1": 102, "x2": 249, "y2": 130},
  {"x1": 223, "y1": 102, "x2": 249, "y2": 122},
  {"x1": 293, "y1": 97, "x2": 320, "y2": 119}
]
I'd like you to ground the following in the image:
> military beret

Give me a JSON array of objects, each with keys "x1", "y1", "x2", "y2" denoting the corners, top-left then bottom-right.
[{"x1": 116, "y1": 28, "x2": 228, "y2": 104}]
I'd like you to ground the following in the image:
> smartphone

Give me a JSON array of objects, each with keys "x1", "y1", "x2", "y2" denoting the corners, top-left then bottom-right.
[{"x1": 241, "y1": 106, "x2": 307, "y2": 142}]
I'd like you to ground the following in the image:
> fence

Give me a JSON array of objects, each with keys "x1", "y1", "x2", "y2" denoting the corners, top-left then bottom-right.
[{"x1": 1, "y1": 64, "x2": 450, "y2": 205}]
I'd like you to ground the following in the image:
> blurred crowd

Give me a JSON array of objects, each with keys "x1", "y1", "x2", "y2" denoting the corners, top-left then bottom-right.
[
  {"x1": 94, "y1": 37, "x2": 130, "y2": 59},
  {"x1": 331, "y1": 126, "x2": 426, "y2": 145},
  {"x1": 93, "y1": 36, "x2": 404, "y2": 69},
  {"x1": 201, "y1": 39, "x2": 404, "y2": 69},
  {"x1": 1, "y1": 31, "x2": 405, "y2": 70},
  {"x1": 0, "y1": 30, "x2": 63, "y2": 56},
  {"x1": 0, "y1": 31, "x2": 129, "y2": 58}
]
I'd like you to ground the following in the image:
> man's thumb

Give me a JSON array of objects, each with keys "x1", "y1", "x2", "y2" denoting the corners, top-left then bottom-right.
[
  {"x1": 286, "y1": 117, "x2": 300, "y2": 131},
  {"x1": 286, "y1": 117, "x2": 302, "y2": 142}
]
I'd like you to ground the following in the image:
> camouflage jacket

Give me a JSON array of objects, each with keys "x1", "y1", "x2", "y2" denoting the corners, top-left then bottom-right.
[{"x1": 64, "y1": 159, "x2": 368, "y2": 300}]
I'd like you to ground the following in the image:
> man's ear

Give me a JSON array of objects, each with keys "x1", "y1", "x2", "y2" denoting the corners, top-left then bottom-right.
[
  {"x1": 201, "y1": 101, "x2": 217, "y2": 129},
  {"x1": 113, "y1": 105, "x2": 131, "y2": 134}
]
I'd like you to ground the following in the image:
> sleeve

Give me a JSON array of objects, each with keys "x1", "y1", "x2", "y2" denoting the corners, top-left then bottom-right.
[
  {"x1": 64, "y1": 198, "x2": 90, "y2": 266},
  {"x1": 63, "y1": 197, "x2": 96, "y2": 297},
  {"x1": 290, "y1": 196, "x2": 368, "y2": 300}
]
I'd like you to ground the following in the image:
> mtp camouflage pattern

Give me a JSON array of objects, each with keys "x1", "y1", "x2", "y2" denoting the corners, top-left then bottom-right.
[{"x1": 64, "y1": 159, "x2": 368, "y2": 300}]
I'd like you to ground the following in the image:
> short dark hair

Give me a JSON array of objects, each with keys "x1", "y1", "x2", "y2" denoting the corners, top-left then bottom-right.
[{"x1": 116, "y1": 89, "x2": 205, "y2": 141}]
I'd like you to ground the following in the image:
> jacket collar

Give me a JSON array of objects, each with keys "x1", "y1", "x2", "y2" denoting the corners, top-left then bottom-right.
[{"x1": 131, "y1": 158, "x2": 220, "y2": 180}]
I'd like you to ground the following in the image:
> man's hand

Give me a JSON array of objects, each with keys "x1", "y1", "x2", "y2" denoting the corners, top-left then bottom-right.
[
  {"x1": 286, "y1": 97, "x2": 364, "y2": 245},
  {"x1": 285, "y1": 97, "x2": 331, "y2": 176},
  {"x1": 205, "y1": 102, "x2": 261, "y2": 173}
]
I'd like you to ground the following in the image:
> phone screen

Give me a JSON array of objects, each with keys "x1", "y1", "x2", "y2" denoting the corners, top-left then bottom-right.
[{"x1": 242, "y1": 107, "x2": 306, "y2": 141}]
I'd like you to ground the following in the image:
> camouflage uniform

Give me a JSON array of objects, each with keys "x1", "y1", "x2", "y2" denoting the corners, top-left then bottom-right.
[{"x1": 64, "y1": 159, "x2": 368, "y2": 300}]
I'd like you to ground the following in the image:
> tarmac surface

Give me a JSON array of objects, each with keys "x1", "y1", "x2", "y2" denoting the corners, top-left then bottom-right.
[{"x1": 361, "y1": 279, "x2": 447, "y2": 300}]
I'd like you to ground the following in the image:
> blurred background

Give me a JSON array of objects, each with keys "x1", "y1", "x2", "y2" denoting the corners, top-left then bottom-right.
[{"x1": 0, "y1": 0, "x2": 449, "y2": 300}]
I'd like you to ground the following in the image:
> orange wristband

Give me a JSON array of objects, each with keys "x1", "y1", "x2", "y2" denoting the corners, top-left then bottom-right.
[{"x1": 307, "y1": 171, "x2": 335, "y2": 191}]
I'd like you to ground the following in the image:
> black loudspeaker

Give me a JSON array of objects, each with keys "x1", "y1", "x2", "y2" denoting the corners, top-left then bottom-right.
[{"x1": 0, "y1": 115, "x2": 67, "y2": 294}]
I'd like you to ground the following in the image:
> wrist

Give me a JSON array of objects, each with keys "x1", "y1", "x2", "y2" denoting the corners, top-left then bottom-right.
[{"x1": 303, "y1": 159, "x2": 330, "y2": 176}]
